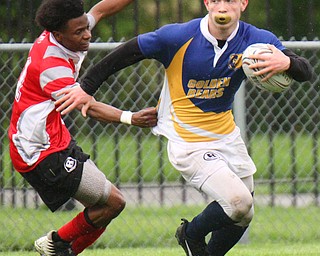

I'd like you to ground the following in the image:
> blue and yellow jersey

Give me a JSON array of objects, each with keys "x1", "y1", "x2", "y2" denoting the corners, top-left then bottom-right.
[{"x1": 138, "y1": 15, "x2": 285, "y2": 143}]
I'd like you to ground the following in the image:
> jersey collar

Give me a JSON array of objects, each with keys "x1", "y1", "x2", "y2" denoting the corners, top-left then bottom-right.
[
  {"x1": 49, "y1": 33, "x2": 86, "y2": 65},
  {"x1": 200, "y1": 14, "x2": 239, "y2": 46},
  {"x1": 200, "y1": 15, "x2": 239, "y2": 67}
]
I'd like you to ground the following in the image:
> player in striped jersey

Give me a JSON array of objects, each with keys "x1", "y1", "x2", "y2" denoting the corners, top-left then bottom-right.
[
  {"x1": 55, "y1": 0, "x2": 314, "y2": 255},
  {"x1": 8, "y1": 0, "x2": 157, "y2": 255}
]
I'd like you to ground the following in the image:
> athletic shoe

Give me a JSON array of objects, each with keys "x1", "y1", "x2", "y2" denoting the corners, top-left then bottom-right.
[
  {"x1": 34, "y1": 230, "x2": 75, "y2": 256},
  {"x1": 175, "y1": 218, "x2": 208, "y2": 256}
]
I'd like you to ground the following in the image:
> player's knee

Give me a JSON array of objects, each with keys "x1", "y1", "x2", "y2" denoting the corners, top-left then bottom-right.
[
  {"x1": 113, "y1": 194, "x2": 126, "y2": 216},
  {"x1": 229, "y1": 193, "x2": 253, "y2": 223},
  {"x1": 238, "y1": 206, "x2": 254, "y2": 227},
  {"x1": 107, "y1": 191, "x2": 126, "y2": 217},
  {"x1": 95, "y1": 196, "x2": 125, "y2": 227}
]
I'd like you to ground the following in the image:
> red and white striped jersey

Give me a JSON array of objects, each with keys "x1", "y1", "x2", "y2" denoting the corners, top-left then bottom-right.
[{"x1": 8, "y1": 30, "x2": 88, "y2": 173}]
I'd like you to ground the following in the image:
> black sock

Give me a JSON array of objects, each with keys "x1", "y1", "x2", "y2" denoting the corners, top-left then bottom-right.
[
  {"x1": 52, "y1": 231, "x2": 64, "y2": 242},
  {"x1": 207, "y1": 225, "x2": 248, "y2": 256},
  {"x1": 186, "y1": 201, "x2": 234, "y2": 240}
]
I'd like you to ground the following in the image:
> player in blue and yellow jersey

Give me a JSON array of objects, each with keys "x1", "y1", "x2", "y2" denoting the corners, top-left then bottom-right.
[{"x1": 55, "y1": 0, "x2": 313, "y2": 255}]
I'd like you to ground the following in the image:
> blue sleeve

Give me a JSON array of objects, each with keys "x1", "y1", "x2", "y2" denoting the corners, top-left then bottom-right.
[
  {"x1": 259, "y1": 29, "x2": 285, "y2": 50},
  {"x1": 244, "y1": 23, "x2": 286, "y2": 51},
  {"x1": 138, "y1": 30, "x2": 169, "y2": 64},
  {"x1": 138, "y1": 19, "x2": 200, "y2": 68}
]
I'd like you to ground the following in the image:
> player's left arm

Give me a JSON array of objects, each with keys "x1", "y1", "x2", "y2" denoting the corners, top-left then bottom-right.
[
  {"x1": 88, "y1": 0, "x2": 134, "y2": 25},
  {"x1": 85, "y1": 101, "x2": 157, "y2": 127},
  {"x1": 281, "y1": 48, "x2": 315, "y2": 82}
]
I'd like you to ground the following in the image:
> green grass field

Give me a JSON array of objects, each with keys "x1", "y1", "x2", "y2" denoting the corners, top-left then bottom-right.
[
  {"x1": 1, "y1": 132, "x2": 320, "y2": 255},
  {"x1": 0, "y1": 205, "x2": 320, "y2": 255},
  {"x1": 3, "y1": 132, "x2": 320, "y2": 184},
  {"x1": 2, "y1": 243, "x2": 320, "y2": 255}
]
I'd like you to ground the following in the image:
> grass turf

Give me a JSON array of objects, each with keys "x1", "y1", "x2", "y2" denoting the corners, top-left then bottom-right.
[
  {"x1": 2, "y1": 243, "x2": 320, "y2": 255},
  {"x1": 1, "y1": 205, "x2": 320, "y2": 254}
]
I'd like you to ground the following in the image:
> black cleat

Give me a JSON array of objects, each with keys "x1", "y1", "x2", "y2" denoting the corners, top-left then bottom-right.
[
  {"x1": 175, "y1": 218, "x2": 208, "y2": 256},
  {"x1": 34, "y1": 230, "x2": 76, "y2": 256}
]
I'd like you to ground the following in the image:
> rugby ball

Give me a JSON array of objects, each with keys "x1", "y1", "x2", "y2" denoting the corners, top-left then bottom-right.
[{"x1": 242, "y1": 43, "x2": 293, "y2": 93}]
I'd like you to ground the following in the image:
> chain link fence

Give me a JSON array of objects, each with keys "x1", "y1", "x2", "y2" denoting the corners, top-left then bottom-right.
[
  {"x1": 2, "y1": 0, "x2": 320, "y2": 43},
  {"x1": 0, "y1": 40, "x2": 319, "y2": 251}
]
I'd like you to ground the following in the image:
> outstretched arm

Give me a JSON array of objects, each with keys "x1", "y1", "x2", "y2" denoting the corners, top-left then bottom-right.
[
  {"x1": 88, "y1": 0, "x2": 134, "y2": 24},
  {"x1": 86, "y1": 101, "x2": 157, "y2": 128}
]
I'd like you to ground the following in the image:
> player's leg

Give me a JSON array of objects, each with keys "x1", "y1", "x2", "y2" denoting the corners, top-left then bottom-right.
[
  {"x1": 182, "y1": 170, "x2": 253, "y2": 256},
  {"x1": 31, "y1": 143, "x2": 125, "y2": 256},
  {"x1": 56, "y1": 159, "x2": 125, "y2": 255},
  {"x1": 204, "y1": 176, "x2": 254, "y2": 256},
  {"x1": 168, "y1": 141, "x2": 208, "y2": 256},
  {"x1": 170, "y1": 144, "x2": 250, "y2": 255},
  {"x1": 169, "y1": 136, "x2": 254, "y2": 256}
]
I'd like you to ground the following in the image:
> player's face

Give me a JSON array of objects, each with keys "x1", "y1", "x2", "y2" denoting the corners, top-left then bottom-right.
[
  {"x1": 204, "y1": 0, "x2": 248, "y2": 39},
  {"x1": 53, "y1": 14, "x2": 92, "y2": 52}
]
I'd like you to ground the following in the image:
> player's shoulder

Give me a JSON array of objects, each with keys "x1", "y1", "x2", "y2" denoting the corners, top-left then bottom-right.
[
  {"x1": 29, "y1": 31, "x2": 50, "y2": 53},
  {"x1": 161, "y1": 18, "x2": 201, "y2": 30},
  {"x1": 155, "y1": 18, "x2": 201, "y2": 41},
  {"x1": 240, "y1": 21, "x2": 277, "y2": 38},
  {"x1": 239, "y1": 21, "x2": 283, "y2": 48},
  {"x1": 34, "y1": 31, "x2": 50, "y2": 44},
  {"x1": 239, "y1": 21, "x2": 259, "y2": 31},
  {"x1": 138, "y1": 18, "x2": 201, "y2": 58},
  {"x1": 35, "y1": 31, "x2": 72, "y2": 62}
]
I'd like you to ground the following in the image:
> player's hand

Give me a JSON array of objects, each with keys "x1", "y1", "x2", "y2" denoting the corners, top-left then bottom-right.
[
  {"x1": 132, "y1": 107, "x2": 158, "y2": 128},
  {"x1": 249, "y1": 44, "x2": 291, "y2": 81},
  {"x1": 55, "y1": 86, "x2": 93, "y2": 117}
]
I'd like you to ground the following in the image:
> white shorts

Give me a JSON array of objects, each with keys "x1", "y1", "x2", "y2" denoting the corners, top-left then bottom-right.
[{"x1": 167, "y1": 126, "x2": 256, "y2": 191}]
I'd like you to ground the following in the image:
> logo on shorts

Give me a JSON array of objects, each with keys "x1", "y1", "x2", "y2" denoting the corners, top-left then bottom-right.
[
  {"x1": 64, "y1": 157, "x2": 77, "y2": 173},
  {"x1": 203, "y1": 152, "x2": 218, "y2": 161}
]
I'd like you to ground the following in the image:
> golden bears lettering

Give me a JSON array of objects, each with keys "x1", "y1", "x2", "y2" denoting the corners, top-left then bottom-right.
[
  {"x1": 186, "y1": 53, "x2": 242, "y2": 100},
  {"x1": 186, "y1": 77, "x2": 231, "y2": 99},
  {"x1": 164, "y1": 39, "x2": 236, "y2": 142}
]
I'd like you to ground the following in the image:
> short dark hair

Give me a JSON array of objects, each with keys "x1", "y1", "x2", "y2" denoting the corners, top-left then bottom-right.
[{"x1": 35, "y1": 0, "x2": 85, "y2": 32}]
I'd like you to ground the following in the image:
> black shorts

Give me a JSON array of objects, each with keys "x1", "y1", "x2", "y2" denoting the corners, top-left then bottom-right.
[{"x1": 21, "y1": 140, "x2": 90, "y2": 212}]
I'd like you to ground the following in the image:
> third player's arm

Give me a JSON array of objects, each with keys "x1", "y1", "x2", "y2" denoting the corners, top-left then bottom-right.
[{"x1": 88, "y1": 0, "x2": 134, "y2": 24}]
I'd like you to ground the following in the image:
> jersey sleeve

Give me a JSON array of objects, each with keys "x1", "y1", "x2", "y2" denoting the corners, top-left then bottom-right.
[
  {"x1": 138, "y1": 20, "x2": 199, "y2": 68},
  {"x1": 243, "y1": 22, "x2": 286, "y2": 51},
  {"x1": 87, "y1": 13, "x2": 96, "y2": 30},
  {"x1": 138, "y1": 27, "x2": 173, "y2": 67},
  {"x1": 266, "y1": 31, "x2": 285, "y2": 50},
  {"x1": 81, "y1": 38, "x2": 145, "y2": 95},
  {"x1": 283, "y1": 48, "x2": 315, "y2": 82}
]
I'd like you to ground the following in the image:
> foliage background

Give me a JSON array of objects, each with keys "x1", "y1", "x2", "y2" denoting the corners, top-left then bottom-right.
[{"x1": 1, "y1": 0, "x2": 320, "y2": 43}]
